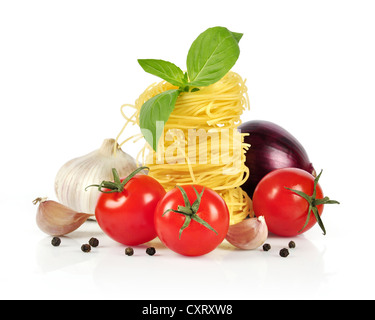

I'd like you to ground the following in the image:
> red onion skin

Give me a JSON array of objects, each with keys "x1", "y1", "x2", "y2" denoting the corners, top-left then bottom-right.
[{"x1": 239, "y1": 120, "x2": 315, "y2": 199}]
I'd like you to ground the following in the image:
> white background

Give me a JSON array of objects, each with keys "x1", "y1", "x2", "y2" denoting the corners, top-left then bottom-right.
[{"x1": 1, "y1": 0, "x2": 374, "y2": 300}]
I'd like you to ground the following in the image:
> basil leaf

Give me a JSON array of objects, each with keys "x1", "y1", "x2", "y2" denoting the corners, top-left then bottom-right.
[
  {"x1": 231, "y1": 31, "x2": 243, "y2": 43},
  {"x1": 139, "y1": 89, "x2": 180, "y2": 151},
  {"x1": 138, "y1": 59, "x2": 185, "y2": 87},
  {"x1": 186, "y1": 27, "x2": 241, "y2": 87}
]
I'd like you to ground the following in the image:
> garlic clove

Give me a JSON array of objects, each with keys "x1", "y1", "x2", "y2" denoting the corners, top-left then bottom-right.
[
  {"x1": 226, "y1": 216, "x2": 268, "y2": 250},
  {"x1": 33, "y1": 197, "x2": 93, "y2": 236},
  {"x1": 54, "y1": 138, "x2": 138, "y2": 215}
]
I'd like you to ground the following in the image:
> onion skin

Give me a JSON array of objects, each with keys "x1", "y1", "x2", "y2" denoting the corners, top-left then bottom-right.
[{"x1": 239, "y1": 120, "x2": 315, "y2": 199}]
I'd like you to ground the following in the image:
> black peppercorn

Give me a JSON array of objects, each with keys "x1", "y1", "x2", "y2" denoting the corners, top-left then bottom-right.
[
  {"x1": 263, "y1": 243, "x2": 271, "y2": 251},
  {"x1": 81, "y1": 244, "x2": 91, "y2": 253},
  {"x1": 51, "y1": 237, "x2": 61, "y2": 247},
  {"x1": 280, "y1": 248, "x2": 289, "y2": 257},
  {"x1": 288, "y1": 241, "x2": 296, "y2": 249},
  {"x1": 146, "y1": 247, "x2": 156, "y2": 256},
  {"x1": 125, "y1": 247, "x2": 134, "y2": 256},
  {"x1": 89, "y1": 237, "x2": 99, "y2": 247}
]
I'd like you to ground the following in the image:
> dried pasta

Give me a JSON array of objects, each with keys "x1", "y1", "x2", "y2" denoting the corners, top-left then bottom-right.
[{"x1": 116, "y1": 71, "x2": 253, "y2": 225}]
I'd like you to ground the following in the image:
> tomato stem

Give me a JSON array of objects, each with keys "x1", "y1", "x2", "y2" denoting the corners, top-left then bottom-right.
[
  {"x1": 85, "y1": 166, "x2": 149, "y2": 193},
  {"x1": 163, "y1": 186, "x2": 218, "y2": 239},
  {"x1": 285, "y1": 169, "x2": 339, "y2": 235}
]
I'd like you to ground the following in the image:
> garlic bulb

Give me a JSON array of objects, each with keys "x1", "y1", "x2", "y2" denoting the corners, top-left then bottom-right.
[
  {"x1": 55, "y1": 138, "x2": 137, "y2": 215},
  {"x1": 226, "y1": 216, "x2": 268, "y2": 250},
  {"x1": 33, "y1": 197, "x2": 93, "y2": 236}
]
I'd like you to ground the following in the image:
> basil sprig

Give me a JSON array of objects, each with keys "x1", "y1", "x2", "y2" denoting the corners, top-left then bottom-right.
[
  {"x1": 138, "y1": 59, "x2": 185, "y2": 88},
  {"x1": 138, "y1": 26, "x2": 242, "y2": 151}
]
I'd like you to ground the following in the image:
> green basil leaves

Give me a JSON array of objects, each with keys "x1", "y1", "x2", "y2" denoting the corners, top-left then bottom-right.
[
  {"x1": 139, "y1": 89, "x2": 180, "y2": 151},
  {"x1": 187, "y1": 27, "x2": 242, "y2": 87},
  {"x1": 138, "y1": 26, "x2": 242, "y2": 151},
  {"x1": 138, "y1": 59, "x2": 185, "y2": 88}
]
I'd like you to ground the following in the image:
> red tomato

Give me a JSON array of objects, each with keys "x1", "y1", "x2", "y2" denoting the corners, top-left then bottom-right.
[
  {"x1": 154, "y1": 185, "x2": 230, "y2": 256},
  {"x1": 94, "y1": 169, "x2": 166, "y2": 246},
  {"x1": 252, "y1": 168, "x2": 338, "y2": 237}
]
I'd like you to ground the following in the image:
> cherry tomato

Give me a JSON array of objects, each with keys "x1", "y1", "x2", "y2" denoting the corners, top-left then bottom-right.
[
  {"x1": 252, "y1": 168, "x2": 339, "y2": 237},
  {"x1": 154, "y1": 185, "x2": 230, "y2": 256},
  {"x1": 92, "y1": 167, "x2": 166, "y2": 246}
]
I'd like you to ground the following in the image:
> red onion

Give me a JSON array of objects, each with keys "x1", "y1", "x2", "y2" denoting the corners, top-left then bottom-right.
[{"x1": 239, "y1": 120, "x2": 315, "y2": 199}]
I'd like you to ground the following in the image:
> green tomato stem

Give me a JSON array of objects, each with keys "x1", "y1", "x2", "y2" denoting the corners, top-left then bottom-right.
[
  {"x1": 164, "y1": 186, "x2": 218, "y2": 239},
  {"x1": 284, "y1": 169, "x2": 339, "y2": 235},
  {"x1": 85, "y1": 166, "x2": 149, "y2": 193}
]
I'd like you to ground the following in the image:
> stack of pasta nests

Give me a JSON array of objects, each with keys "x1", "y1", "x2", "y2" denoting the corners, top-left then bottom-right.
[{"x1": 117, "y1": 71, "x2": 253, "y2": 225}]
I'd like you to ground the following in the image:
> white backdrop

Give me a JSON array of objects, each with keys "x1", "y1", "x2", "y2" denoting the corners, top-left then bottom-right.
[{"x1": 1, "y1": 0, "x2": 374, "y2": 300}]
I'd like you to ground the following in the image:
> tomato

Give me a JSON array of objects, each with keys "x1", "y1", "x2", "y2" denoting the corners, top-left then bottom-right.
[
  {"x1": 154, "y1": 185, "x2": 230, "y2": 256},
  {"x1": 92, "y1": 167, "x2": 166, "y2": 246},
  {"x1": 252, "y1": 168, "x2": 339, "y2": 237}
]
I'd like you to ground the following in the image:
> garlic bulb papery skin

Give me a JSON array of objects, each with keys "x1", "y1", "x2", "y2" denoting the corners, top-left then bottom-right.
[
  {"x1": 226, "y1": 216, "x2": 268, "y2": 250},
  {"x1": 55, "y1": 138, "x2": 137, "y2": 215}
]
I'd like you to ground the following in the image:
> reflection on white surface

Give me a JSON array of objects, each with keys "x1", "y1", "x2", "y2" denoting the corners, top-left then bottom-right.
[
  {"x1": 1, "y1": 194, "x2": 373, "y2": 300},
  {"x1": 35, "y1": 223, "x2": 104, "y2": 273},
  {"x1": 34, "y1": 221, "x2": 327, "y2": 299}
]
